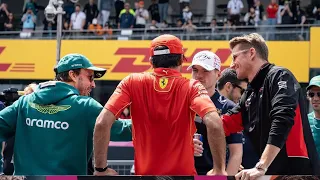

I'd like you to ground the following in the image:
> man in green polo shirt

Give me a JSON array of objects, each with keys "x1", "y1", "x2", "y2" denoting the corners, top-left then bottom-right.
[
  {"x1": 0, "y1": 53, "x2": 132, "y2": 175},
  {"x1": 307, "y1": 75, "x2": 320, "y2": 159}
]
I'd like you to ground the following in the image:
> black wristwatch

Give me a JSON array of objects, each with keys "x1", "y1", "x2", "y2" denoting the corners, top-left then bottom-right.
[{"x1": 95, "y1": 165, "x2": 109, "y2": 172}]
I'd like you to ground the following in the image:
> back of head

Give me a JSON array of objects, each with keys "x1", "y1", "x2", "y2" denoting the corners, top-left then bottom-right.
[
  {"x1": 229, "y1": 33, "x2": 269, "y2": 61},
  {"x1": 217, "y1": 68, "x2": 246, "y2": 90},
  {"x1": 150, "y1": 34, "x2": 185, "y2": 69}
]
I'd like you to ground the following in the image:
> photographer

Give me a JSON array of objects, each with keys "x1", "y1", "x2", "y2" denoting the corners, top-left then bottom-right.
[{"x1": 134, "y1": 0, "x2": 149, "y2": 28}]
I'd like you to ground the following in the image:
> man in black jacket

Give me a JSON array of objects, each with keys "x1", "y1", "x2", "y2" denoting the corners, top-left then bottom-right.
[{"x1": 221, "y1": 33, "x2": 320, "y2": 179}]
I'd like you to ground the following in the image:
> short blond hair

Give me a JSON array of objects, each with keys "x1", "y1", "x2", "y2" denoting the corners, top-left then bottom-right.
[{"x1": 229, "y1": 33, "x2": 268, "y2": 61}]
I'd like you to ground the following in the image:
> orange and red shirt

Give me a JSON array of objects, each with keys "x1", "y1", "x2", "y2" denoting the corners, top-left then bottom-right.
[{"x1": 105, "y1": 68, "x2": 217, "y2": 175}]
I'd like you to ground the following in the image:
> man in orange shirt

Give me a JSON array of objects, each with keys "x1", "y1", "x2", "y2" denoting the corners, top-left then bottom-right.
[{"x1": 93, "y1": 34, "x2": 227, "y2": 176}]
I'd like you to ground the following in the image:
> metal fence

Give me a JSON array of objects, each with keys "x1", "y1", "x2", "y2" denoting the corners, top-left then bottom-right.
[
  {"x1": 108, "y1": 160, "x2": 134, "y2": 175},
  {"x1": 0, "y1": 24, "x2": 319, "y2": 41}
]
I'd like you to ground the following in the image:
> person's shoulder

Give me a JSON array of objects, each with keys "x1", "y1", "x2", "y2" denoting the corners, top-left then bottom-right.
[
  {"x1": 308, "y1": 112, "x2": 315, "y2": 119},
  {"x1": 215, "y1": 92, "x2": 236, "y2": 109},
  {"x1": 74, "y1": 96, "x2": 103, "y2": 109}
]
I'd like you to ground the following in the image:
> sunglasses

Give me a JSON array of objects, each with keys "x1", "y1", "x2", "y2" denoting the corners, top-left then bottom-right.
[
  {"x1": 231, "y1": 49, "x2": 250, "y2": 61},
  {"x1": 232, "y1": 83, "x2": 245, "y2": 94},
  {"x1": 308, "y1": 92, "x2": 320, "y2": 98}
]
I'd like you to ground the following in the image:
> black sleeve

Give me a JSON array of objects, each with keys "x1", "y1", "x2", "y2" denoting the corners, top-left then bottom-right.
[{"x1": 267, "y1": 69, "x2": 297, "y2": 148}]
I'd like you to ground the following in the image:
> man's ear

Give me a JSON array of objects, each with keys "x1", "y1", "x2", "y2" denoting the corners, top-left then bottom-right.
[
  {"x1": 225, "y1": 82, "x2": 233, "y2": 92},
  {"x1": 68, "y1": 70, "x2": 77, "y2": 82}
]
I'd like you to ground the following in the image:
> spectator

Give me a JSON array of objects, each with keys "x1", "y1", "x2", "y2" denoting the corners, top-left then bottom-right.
[
  {"x1": 119, "y1": 3, "x2": 135, "y2": 17},
  {"x1": 148, "y1": 0, "x2": 160, "y2": 23},
  {"x1": 182, "y1": 19, "x2": 196, "y2": 33},
  {"x1": 176, "y1": 18, "x2": 183, "y2": 28},
  {"x1": 21, "y1": 7, "x2": 36, "y2": 32},
  {"x1": 115, "y1": 0, "x2": 125, "y2": 24},
  {"x1": 63, "y1": 0, "x2": 75, "y2": 23},
  {"x1": 223, "y1": 18, "x2": 236, "y2": 32},
  {"x1": 307, "y1": 75, "x2": 320, "y2": 160},
  {"x1": 69, "y1": 4, "x2": 86, "y2": 35},
  {"x1": 135, "y1": 1, "x2": 149, "y2": 28},
  {"x1": 0, "y1": 3, "x2": 9, "y2": 31},
  {"x1": 182, "y1": 6, "x2": 192, "y2": 22},
  {"x1": 295, "y1": 7, "x2": 306, "y2": 40},
  {"x1": 88, "y1": 18, "x2": 103, "y2": 36},
  {"x1": 313, "y1": 5, "x2": 320, "y2": 24},
  {"x1": 179, "y1": 0, "x2": 190, "y2": 16},
  {"x1": 43, "y1": 17, "x2": 57, "y2": 38},
  {"x1": 103, "y1": 22, "x2": 113, "y2": 39},
  {"x1": 158, "y1": 0, "x2": 169, "y2": 22},
  {"x1": 253, "y1": 0, "x2": 265, "y2": 24},
  {"x1": 267, "y1": 0, "x2": 278, "y2": 40},
  {"x1": 118, "y1": 4, "x2": 135, "y2": 29},
  {"x1": 99, "y1": 0, "x2": 113, "y2": 26},
  {"x1": 83, "y1": 0, "x2": 99, "y2": 29},
  {"x1": 158, "y1": 20, "x2": 168, "y2": 28},
  {"x1": 277, "y1": 0, "x2": 286, "y2": 24},
  {"x1": 280, "y1": 1, "x2": 293, "y2": 24},
  {"x1": 210, "y1": 18, "x2": 218, "y2": 32},
  {"x1": 4, "y1": 13, "x2": 14, "y2": 31},
  {"x1": 149, "y1": 20, "x2": 158, "y2": 30},
  {"x1": 244, "y1": 7, "x2": 259, "y2": 26},
  {"x1": 227, "y1": 0, "x2": 244, "y2": 26}
]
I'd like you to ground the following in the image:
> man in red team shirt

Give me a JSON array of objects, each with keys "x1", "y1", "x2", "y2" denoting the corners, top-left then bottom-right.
[{"x1": 93, "y1": 34, "x2": 227, "y2": 176}]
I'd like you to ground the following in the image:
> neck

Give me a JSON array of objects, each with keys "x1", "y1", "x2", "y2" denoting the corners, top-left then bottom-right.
[
  {"x1": 248, "y1": 59, "x2": 267, "y2": 82},
  {"x1": 218, "y1": 89, "x2": 227, "y2": 99},
  {"x1": 207, "y1": 86, "x2": 215, "y2": 97},
  {"x1": 315, "y1": 111, "x2": 320, "y2": 119}
]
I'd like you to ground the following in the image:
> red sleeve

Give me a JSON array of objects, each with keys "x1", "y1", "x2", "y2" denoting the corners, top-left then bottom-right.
[
  {"x1": 222, "y1": 105, "x2": 244, "y2": 136},
  {"x1": 105, "y1": 75, "x2": 132, "y2": 118},
  {"x1": 189, "y1": 80, "x2": 217, "y2": 118}
]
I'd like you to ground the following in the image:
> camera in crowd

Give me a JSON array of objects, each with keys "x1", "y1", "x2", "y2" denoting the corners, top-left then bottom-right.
[{"x1": 0, "y1": 88, "x2": 21, "y2": 106}]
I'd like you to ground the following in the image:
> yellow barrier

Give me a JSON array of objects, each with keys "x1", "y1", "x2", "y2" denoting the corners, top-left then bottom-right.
[
  {"x1": 310, "y1": 27, "x2": 320, "y2": 69},
  {"x1": 0, "y1": 39, "x2": 313, "y2": 82}
]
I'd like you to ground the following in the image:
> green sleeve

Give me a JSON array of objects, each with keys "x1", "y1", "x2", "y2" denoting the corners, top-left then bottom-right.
[
  {"x1": 110, "y1": 119, "x2": 132, "y2": 141},
  {"x1": 0, "y1": 99, "x2": 20, "y2": 142}
]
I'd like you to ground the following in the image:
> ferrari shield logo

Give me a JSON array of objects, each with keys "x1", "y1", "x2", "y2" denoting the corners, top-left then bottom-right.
[{"x1": 159, "y1": 77, "x2": 169, "y2": 89}]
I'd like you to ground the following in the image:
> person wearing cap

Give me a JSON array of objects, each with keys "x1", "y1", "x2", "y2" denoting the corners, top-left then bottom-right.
[
  {"x1": 0, "y1": 53, "x2": 133, "y2": 175},
  {"x1": 307, "y1": 75, "x2": 320, "y2": 160},
  {"x1": 188, "y1": 51, "x2": 243, "y2": 175},
  {"x1": 93, "y1": 34, "x2": 227, "y2": 176}
]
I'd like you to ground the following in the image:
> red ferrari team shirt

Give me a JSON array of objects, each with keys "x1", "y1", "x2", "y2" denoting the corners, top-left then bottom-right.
[{"x1": 105, "y1": 68, "x2": 217, "y2": 175}]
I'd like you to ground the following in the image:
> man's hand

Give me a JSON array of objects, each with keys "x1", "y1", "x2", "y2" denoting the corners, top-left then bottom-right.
[
  {"x1": 235, "y1": 168, "x2": 266, "y2": 180},
  {"x1": 94, "y1": 168, "x2": 118, "y2": 176},
  {"x1": 193, "y1": 138, "x2": 203, "y2": 156},
  {"x1": 206, "y1": 169, "x2": 228, "y2": 176}
]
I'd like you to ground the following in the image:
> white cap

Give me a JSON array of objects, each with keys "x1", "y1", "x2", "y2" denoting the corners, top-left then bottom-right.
[{"x1": 187, "y1": 51, "x2": 221, "y2": 71}]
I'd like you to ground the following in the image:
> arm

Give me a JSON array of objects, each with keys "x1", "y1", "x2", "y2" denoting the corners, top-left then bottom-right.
[
  {"x1": 258, "y1": 69, "x2": 298, "y2": 170},
  {"x1": 21, "y1": 14, "x2": 27, "y2": 22},
  {"x1": 93, "y1": 75, "x2": 132, "y2": 175},
  {"x1": 300, "y1": 15, "x2": 306, "y2": 25},
  {"x1": 222, "y1": 104, "x2": 244, "y2": 136},
  {"x1": 203, "y1": 111, "x2": 227, "y2": 175},
  {"x1": 93, "y1": 108, "x2": 116, "y2": 169},
  {"x1": 226, "y1": 142, "x2": 243, "y2": 175},
  {"x1": 189, "y1": 80, "x2": 227, "y2": 175},
  {"x1": 0, "y1": 99, "x2": 20, "y2": 142}
]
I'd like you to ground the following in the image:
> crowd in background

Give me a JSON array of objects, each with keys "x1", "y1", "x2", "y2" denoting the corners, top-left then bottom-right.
[{"x1": 0, "y1": 0, "x2": 320, "y2": 39}]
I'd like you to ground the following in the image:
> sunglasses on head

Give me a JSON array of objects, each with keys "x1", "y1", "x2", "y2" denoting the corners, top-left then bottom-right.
[{"x1": 308, "y1": 92, "x2": 320, "y2": 98}]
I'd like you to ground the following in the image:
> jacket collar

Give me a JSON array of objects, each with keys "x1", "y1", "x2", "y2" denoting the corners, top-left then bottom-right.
[
  {"x1": 249, "y1": 63, "x2": 274, "y2": 90},
  {"x1": 153, "y1": 68, "x2": 182, "y2": 77}
]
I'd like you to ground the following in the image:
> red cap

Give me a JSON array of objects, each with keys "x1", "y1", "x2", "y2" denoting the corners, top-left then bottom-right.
[{"x1": 150, "y1": 34, "x2": 184, "y2": 56}]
